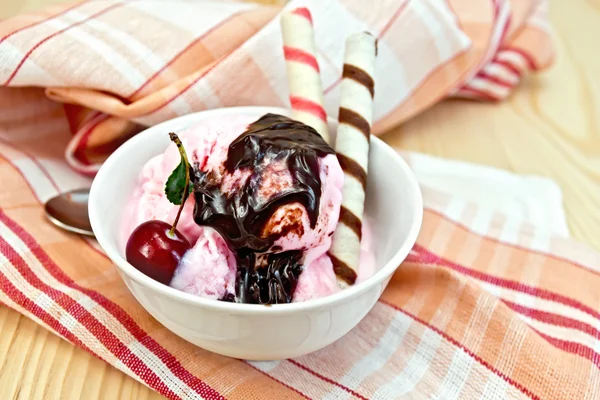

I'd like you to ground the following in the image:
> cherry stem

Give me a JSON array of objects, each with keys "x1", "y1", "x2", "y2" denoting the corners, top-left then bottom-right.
[{"x1": 168, "y1": 132, "x2": 191, "y2": 236}]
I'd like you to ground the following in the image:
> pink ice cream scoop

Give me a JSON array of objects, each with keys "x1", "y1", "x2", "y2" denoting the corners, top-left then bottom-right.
[{"x1": 123, "y1": 113, "x2": 373, "y2": 304}]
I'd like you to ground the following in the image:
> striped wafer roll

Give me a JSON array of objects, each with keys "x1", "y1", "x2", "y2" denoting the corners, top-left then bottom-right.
[
  {"x1": 280, "y1": 7, "x2": 330, "y2": 143},
  {"x1": 328, "y1": 32, "x2": 377, "y2": 287}
]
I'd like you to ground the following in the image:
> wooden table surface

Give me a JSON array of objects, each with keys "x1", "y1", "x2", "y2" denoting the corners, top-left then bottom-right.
[{"x1": 1, "y1": 0, "x2": 599, "y2": 399}]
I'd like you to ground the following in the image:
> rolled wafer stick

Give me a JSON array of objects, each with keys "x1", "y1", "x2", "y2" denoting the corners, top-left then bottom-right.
[
  {"x1": 280, "y1": 7, "x2": 330, "y2": 143},
  {"x1": 328, "y1": 32, "x2": 377, "y2": 287}
]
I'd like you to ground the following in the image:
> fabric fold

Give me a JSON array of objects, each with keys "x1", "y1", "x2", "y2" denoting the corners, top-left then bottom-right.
[{"x1": 0, "y1": 0, "x2": 552, "y2": 174}]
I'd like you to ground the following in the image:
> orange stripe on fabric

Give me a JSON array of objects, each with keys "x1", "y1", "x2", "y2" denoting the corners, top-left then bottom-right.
[
  {"x1": 410, "y1": 249, "x2": 597, "y2": 360},
  {"x1": 3, "y1": 1, "x2": 130, "y2": 86},
  {"x1": 409, "y1": 325, "x2": 469, "y2": 399},
  {"x1": 377, "y1": 268, "x2": 417, "y2": 311},
  {"x1": 131, "y1": 60, "x2": 220, "y2": 119},
  {"x1": 391, "y1": 241, "x2": 600, "y2": 398},
  {"x1": 461, "y1": 289, "x2": 500, "y2": 356},
  {"x1": 280, "y1": 304, "x2": 398, "y2": 397},
  {"x1": 457, "y1": 86, "x2": 501, "y2": 101},
  {"x1": 424, "y1": 207, "x2": 600, "y2": 279},
  {"x1": 0, "y1": 160, "x2": 40, "y2": 208},
  {"x1": 235, "y1": 363, "x2": 310, "y2": 400},
  {"x1": 373, "y1": 49, "x2": 476, "y2": 134},
  {"x1": 441, "y1": 214, "x2": 485, "y2": 270},
  {"x1": 380, "y1": 299, "x2": 540, "y2": 400},
  {"x1": 399, "y1": 262, "x2": 455, "y2": 326},
  {"x1": 372, "y1": 0, "x2": 496, "y2": 133},
  {"x1": 508, "y1": 323, "x2": 592, "y2": 399},
  {"x1": 72, "y1": 115, "x2": 143, "y2": 166},
  {"x1": 207, "y1": 50, "x2": 285, "y2": 108},
  {"x1": 443, "y1": 272, "x2": 490, "y2": 347},
  {"x1": 414, "y1": 241, "x2": 600, "y2": 340},
  {"x1": 419, "y1": 205, "x2": 460, "y2": 256},
  {"x1": 145, "y1": 328, "x2": 310, "y2": 399},
  {"x1": 457, "y1": 318, "x2": 531, "y2": 400},
  {"x1": 372, "y1": 320, "x2": 436, "y2": 395},
  {"x1": 287, "y1": 360, "x2": 368, "y2": 400},
  {"x1": 422, "y1": 209, "x2": 600, "y2": 305},
  {"x1": 503, "y1": 26, "x2": 555, "y2": 71},
  {"x1": 127, "y1": 10, "x2": 257, "y2": 100},
  {"x1": 257, "y1": 361, "x2": 327, "y2": 398},
  {"x1": 385, "y1": 266, "x2": 597, "y2": 399},
  {"x1": 201, "y1": 6, "x2": 279, "y2": 59},
  {"x1": 0, "y1": 0, "x2": 89, "y2": 40},
  {"x1": 0, "y1": 138, "x2": 63, "y2": 193},
  {"x1": 373, "y1": 267, "x2": 472, "y2": 397},
  {"x1": 337, "y1": 304, "x2": 414, "y2": 398}
]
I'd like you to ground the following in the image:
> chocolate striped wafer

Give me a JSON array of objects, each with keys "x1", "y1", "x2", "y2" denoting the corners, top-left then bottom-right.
[
  {"x1": 280, "y1": 7, "x2": 330, "y2": 143},
  {"x1": 328, "y1": 32, "x2": 377, "y2": 287}
]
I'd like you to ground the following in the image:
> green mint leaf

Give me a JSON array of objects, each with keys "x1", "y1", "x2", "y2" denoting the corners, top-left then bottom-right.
[
  {"x1": 164, "y1": 132, "x2": 191, "y2": 206},
  {"x1": 165, "y1": 159, "x2": 187, "y2": 205}
]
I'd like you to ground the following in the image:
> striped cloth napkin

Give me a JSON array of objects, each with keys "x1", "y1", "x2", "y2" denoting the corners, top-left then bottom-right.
[
  {"x1": 0, "y1": 0, "x2": 553, "y2": 175},
  {"x1": 3, "y1": 0, "x2": 600, "y2": 399}
]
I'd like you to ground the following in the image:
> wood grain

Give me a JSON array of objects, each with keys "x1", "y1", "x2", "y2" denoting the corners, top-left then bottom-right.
[{"x1": 1, "y1": 0, "x2": 598, "y2": 399}]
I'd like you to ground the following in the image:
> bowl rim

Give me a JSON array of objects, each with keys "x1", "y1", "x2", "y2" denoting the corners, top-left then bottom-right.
[{"x1": 89, "y1": 106, "x2": 423, "y2": 315}]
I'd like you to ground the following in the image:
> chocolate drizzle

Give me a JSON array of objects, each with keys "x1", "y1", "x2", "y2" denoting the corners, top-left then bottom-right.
[
  {"x1": 192, "y1": 113, "x2": 335, "y2": 304},
  {"x1": 339, "y1": 206, "x2": 362, "y2": 240},
  {"x1": 236, "y1": 251, "x2": 303, "y2": 304},
  {"x1": 329, "y1": 252, "x2": 358, "y2": 286},
  {"x1": 342, "y1": 64, "x2": 375, "y2": 98},
  {"x1": 336, "y1": 153, "x2": 367, "y2": 190},
  {"x1": 338, "y1": 107, "x2": 371, "y2": 139}
]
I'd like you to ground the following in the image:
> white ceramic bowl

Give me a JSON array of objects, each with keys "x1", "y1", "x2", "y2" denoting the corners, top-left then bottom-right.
[{"x1": 89, "y1": 106, "x2": 422, "y2": 360}]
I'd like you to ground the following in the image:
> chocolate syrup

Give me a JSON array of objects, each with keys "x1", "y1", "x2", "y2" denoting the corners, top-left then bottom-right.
[{"x1": 192, "y1": 113, "x2": 334, "y2": 304}]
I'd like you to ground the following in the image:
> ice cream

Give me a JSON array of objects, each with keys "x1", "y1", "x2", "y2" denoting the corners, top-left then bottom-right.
[{"x1": 123, "y1": 113, "x2": 375, "y2": 304}]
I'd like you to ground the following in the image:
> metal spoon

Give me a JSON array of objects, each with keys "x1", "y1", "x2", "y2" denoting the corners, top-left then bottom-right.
[{"x1": 44, "y1": 189, "x2": 94, "y2": 237}]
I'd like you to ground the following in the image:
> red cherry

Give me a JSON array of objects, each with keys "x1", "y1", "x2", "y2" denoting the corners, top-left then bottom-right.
[{"x1": 125, "y1": 220, "x2": 191, "y2": 285}]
